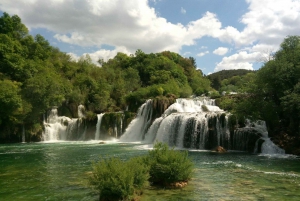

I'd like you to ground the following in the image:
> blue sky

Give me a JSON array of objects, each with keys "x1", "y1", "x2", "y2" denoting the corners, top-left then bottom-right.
[{"x1": 1, "y1": 0, "x2": 300, "y2": 75}]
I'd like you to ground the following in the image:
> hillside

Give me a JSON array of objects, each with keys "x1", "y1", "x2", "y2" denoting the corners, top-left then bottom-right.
[{"x1": 207, "y1": 69, "x2": 254, "y2": 81}]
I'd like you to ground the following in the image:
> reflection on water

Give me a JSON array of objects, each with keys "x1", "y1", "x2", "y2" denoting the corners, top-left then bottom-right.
[{"x1": 0, "y1": 142, "x2": 300, "y2": 201}]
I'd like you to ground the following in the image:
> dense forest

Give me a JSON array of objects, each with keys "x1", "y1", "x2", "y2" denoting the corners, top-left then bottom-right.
[
  {"x1": 207, "y1": 69, "x2": 254, "y2": 92},
  {"x1": 207, "y1": 69, "x2": 253, "y2": 80},
  {"x1": 0, "y1": 13, "x2": 211, "y2": 142}
]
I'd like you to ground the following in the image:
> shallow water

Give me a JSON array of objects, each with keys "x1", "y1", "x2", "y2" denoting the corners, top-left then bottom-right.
[{"x1": 0, "y1": 142, "x2": 299, "y2": 201}]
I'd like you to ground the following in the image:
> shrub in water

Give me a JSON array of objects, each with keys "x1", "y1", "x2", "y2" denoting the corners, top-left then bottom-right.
[
  {"x1": 89, "y1": 156, "x2": 149, "y2": 201},
  {"x1": 146, "y1": 142, "x2": 194, "y2": 185}
]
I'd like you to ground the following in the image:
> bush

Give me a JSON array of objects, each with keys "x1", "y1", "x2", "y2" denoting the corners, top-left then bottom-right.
[
  {"x1": 145, "y1": 142, "x2": 194, "y2": 185},
  {"x1": 89, "y1": 156, "x2": 149, "y2": 201},
  {"x1": 209, "y1": 91, "x2": 221, "y2": 99},
  {"x1": 89, "y1": 143, "x2": 194, "y2": 200}
]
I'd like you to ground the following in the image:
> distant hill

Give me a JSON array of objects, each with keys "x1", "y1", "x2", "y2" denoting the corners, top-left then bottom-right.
[{"x1": 207, "y1": 69, "x2": 254, "y2": 81}]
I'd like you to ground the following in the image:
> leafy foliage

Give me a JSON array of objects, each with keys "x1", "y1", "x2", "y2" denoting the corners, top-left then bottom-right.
[
  {"x1": 89, "y1": 156, "x2": 149, "y2": 201},
  {"x1": 145, "y1": 142, "x2": 194, "y2": 184},
  {"x1": 0, "y1": 80, "x2": 22, "y2": 124},
  {"x1": 89, "y1": 143, "x2": 194, "y2": 200},
  {"x1": 207, "y1": 69, "x2": 253, "y2": 81}
]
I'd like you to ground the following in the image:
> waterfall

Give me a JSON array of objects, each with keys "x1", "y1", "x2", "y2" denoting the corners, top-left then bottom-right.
[
  {"x1": 95, "y1": 113, "x2": 105, "y2": 140},
  {"x1": 40, "y1": 98, "x2": 285, "y2": 154},
  {"x1": 146, "y1": 111, "x2": 229, "y2": 149},
  {"x1": 22, "y1": 125, "x2": 25, "y2": 143},
  {"x1": 151, "y1": 98, "x2": 228, "y2": 150},
  {"x1": 78, "y1": 104, "x2": 85, "y2": 118},
  {"x1": 251, "y1": 121, "x2": 285, "y2": 155},
  {"x1": 233, "y1": 120, "x2": 285, "y2": 154},
  {"x1": 121, "y1": 97, "x2": 284, "y2": 154},
  {"x1": 43, "y1": 108, "x2": 71, "y2": 141},
  {"x1": 114, "y1": 123, "x2": 118, "y2": 138},
  {"x1": 120, "y1": 100, "x2": 153, "y2": 142},
  {"x1": 43, "y1": 105, "x2": 87, "y2": 141},
  {"x1": 261, "y1": 138, "x2": 285, "y2": 154},
  {"x1": 121, "y1": 98, "x2": 230, "y2": 149},
  {"x1": 120, "y1": 117, "x2": 123, "y2": 137},
  {"x1": 65, "y1": 119, "x2": 78, "y2": 140}
]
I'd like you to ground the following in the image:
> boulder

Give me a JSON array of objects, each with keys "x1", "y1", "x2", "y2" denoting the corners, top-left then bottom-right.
[{"x1": 212, "y1": 146, "x2": 227, "y2": 153}]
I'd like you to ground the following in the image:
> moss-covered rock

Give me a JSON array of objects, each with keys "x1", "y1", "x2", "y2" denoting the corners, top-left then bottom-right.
[{"x1": 152, "y1": 95, "x2": 176, "y2": 118}]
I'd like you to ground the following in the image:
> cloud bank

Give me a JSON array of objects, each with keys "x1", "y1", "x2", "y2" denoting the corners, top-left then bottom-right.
[{"x1": 0, "y1": 0, "x2": 299, "y2": 72}]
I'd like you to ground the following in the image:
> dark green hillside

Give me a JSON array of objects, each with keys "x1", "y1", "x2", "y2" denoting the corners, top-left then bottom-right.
[{"x1": 207, "y1": 69, "x2": 254, "y2": 81}]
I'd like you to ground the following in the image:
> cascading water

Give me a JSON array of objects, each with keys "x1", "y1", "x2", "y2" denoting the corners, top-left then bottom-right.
[
  {"x1": 120, "y1": 100, "x2": 153, "y2": 142},
  {"x1": 43, "y1": 108, "x2": 72, "y2": 141},
  {"x1": 121, "y1": 98, "x2": 231, "y2": 149},
  {"x1": 43, "y1": 105, "x2": 87, "y2": 141},
  {"x1": 78, "y1": 105, "x2": 85, "y2": 118},
  {"x1": 95, "y1": 113, "x2": 104, "y2": 140},
  {"x1": 41, "y1": 98, "x2": 285, "y2": 154},
  {"x1": 252, "y1": 121, "x2": 285, "y2": 155},
  {"x1": 143, "y1": 98, "x2": 230, "y2": 149},
  {"x1": 120, "y1": 97, "x2": 284, "y2": 154},
  {"x1": 22, "y1": 125, "x2": 25, "y2": 143},
  {"x1": 233, "y1": 120, "x2": 285, "y2": 154}
]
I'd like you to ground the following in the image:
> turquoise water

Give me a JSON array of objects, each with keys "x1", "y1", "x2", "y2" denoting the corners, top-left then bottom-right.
[{"x1": 0, "y1": 142, "x2": 300, "y2": 201}]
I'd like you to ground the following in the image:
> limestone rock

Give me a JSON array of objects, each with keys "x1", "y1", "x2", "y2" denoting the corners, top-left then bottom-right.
[{"x1": 212, "y1": 146, "x2": 227, "y2": 153}]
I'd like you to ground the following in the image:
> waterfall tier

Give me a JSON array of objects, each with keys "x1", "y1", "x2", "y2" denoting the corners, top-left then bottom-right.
[
  {"x1": 121, "y1": 98, "x2": 230, "y2": 149},
  {"x1": 42, "y1": 98, "x2": 285, "y2": 154},
  {"x1": 43, "y1": 106, "x2": 129, "y2": 141},
  {"x1": 120, "y1": 98, "x2": 285, "y2": 154},
  {"x1": 95, "y1": 113, "x2": 104, "y2": 140},
  {"x1": 43, "y1": 107, "x2": 86, "y2": 141},
  {"x1": 120, "y1": 100, "x2": 154, "y2": 142}
]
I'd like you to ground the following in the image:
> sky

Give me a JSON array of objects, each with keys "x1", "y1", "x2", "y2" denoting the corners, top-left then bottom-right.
[{"x1": 0, "y1": 0, "x2": 300, "y2": 75}]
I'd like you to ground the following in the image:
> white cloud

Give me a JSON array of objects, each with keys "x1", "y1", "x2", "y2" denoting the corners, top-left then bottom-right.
[
  {"x1": 68, "y1": 46, "x2": 131, "y2": 65},
  {"x1": 0, "y1": 1, "x2": 227, "y2": 54},
  {"x1": 0, "y1": 1, "x2": 227, "y2": 60},
  {"x1": 86, "y1": 46, "x2": 131, "y2": 65},
  {"x1": 197, "y1": 51, "x2": 209, "y2": 57},
  {"x1": 181, "y1": 7, "x2": 186, "y2": 14},
  {"x1": 1, "y1": 0, "x2": 299, "y2": 73},
  {"x1": 214, "y1": 51, "x2": 261, "y2": 72},
  {"x1": 212, "y1": 0, "x2": 300, "y2": 72},
  {"x1": 186, "y1": 12, "x2": 223, "y2": 41},
  {"x1": 213, "y1": 47, "x2": 228, "y2": 55},
  {"x1": 231, "y1": 0, "x2": 300, "y2": 47}
]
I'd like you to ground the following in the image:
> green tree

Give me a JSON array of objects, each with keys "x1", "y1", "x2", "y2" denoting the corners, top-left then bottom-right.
[
  {"x1": 221, "y1": 36, "x2": 300, "y2": 138},
  {"x1": 0, "y1": 12, "x2": 28, "y2": 39},
  {"x1": 0, "y1": 79, "x2": 22, "y2": 124}
]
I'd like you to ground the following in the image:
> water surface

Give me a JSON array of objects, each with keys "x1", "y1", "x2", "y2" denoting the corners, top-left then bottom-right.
[{"x1": 0, "y1": 142, "x2": 299, "y2": 200}]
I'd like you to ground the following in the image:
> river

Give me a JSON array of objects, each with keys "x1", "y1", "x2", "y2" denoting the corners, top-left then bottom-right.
[{"x1": 0, "y1": 141, "x2": 299, "y2": 200}]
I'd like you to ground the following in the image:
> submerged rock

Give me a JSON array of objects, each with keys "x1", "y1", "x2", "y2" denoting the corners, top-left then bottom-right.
[
  {"x1": 165, "y1": 181, "x2": 188, "y2": 189},
  {"x1": 212, "y1": 146, "x2": 227, "y2": 153}
]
